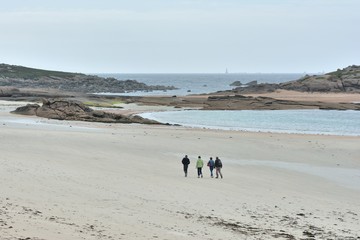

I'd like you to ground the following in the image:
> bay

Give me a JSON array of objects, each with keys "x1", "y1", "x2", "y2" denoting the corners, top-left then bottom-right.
[{"x1": 139, "y1": 109, "x2": 360, "y2": 136}]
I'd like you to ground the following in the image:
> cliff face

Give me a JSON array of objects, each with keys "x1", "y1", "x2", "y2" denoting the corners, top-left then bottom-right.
[
  {"x1": 0, "y1": 64, "x2": 175, "y2": 93},
  {"x1": 280, "y1": 65, "x2": 360, "y2": 93}
]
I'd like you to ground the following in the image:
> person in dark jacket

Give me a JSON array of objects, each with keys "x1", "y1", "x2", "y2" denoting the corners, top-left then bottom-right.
[
  {"x1": 214, "y1": 157, "x2": 223, "y2": 179},
  {"x1": 182, "y1": 155, "x2": 190, "y2": 177}
]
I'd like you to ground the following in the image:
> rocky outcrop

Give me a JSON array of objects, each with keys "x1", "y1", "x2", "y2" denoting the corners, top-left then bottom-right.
[
  {"x1": 0, "y1": 63, "x2": 176, "y2": 93},
  {"x1": 0, "y1": 87, "x2": 20, "y2": 97},
  {"x1": 230, "y1": 80, "x2": 263, "y2": 88},
  {"x1": 205, "y1": 95, "x2": 360, "y2": 110},
  {"x1": 11, "y1": 99, "x2": 161, "y2": 124},
  {"x1": 229, "y1": 81, "x2": 242, "y2": 86},
  {"x1": 232, "y1": 83, "x2": 279, "y2": 94},
  {"x1": 123, "y1": 94, "x2": 360, "y2": 111},
  {"x1": 280, "y1": 66, "x2": 360, "y2": 92},
  {"x1": 245, "y1": 80, "x2": 258, "y2": 86},
  {"x1": 228, "y1": 65, "x2": 360, "y2": 94}
]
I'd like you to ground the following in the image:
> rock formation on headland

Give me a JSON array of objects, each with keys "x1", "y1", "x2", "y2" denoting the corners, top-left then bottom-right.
[
  {"x1": 231, "y1": 65, "x2": 360, "y2": 94},
  {"x1": 11, "y1": 99, "x2": 160, "y2": 124},
  {"x1": 0, "y1": 63, "x2": 176, "y2": 93},
  {"x1": 280, "y1": 65, "x2": 360, "y2": 92}
]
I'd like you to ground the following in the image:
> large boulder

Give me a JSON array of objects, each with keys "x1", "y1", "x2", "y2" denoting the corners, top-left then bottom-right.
[
  {"x1": 245, "y1": 80, "x2": 258, "y2": 86},
  {"x1": 229, "y1": 81, "x2": 242, "y2": 86},
  {"x1": 11, "y1": 98, "x2": 160, "y2": 124},
  {"x1": 11, "y1": 104, "x2": 40, "y2": 115}
]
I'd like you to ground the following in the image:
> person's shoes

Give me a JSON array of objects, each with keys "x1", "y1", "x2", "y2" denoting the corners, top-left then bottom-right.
[
  {"x1": 201, "y1": 175, "x2": 203, "y2": 178},
  {"x1": 198, "y1": 176, "x2": 200, "y2": 178},
  {"x1": 216, "y1": 177, "x2": 218, "y2": 178}
]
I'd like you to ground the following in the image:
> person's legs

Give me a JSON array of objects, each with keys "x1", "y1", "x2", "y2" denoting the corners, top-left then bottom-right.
[
  {"x1": 200, "y1": 168, "x2": 203, "y2": 178},
  {"x1": 184, "y1": 165, "x2": 188, "y2": 177},
  {"x1": 210, "y1": 167, "x2": 214, "y2": 177},
  {"x1": 216, "y1": 167, "x2": 219, "y2": 178},
  {"x1": 197, "y1": 168, "x2": 201, "y2": 177},
  {"x1": 218, "y1": 168, "x2": 223, "y2": 178}
]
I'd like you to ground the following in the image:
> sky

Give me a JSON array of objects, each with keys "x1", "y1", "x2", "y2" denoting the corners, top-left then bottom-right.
[{"x1": 0, "y1": 0, "x2": 359, "y2": 73}]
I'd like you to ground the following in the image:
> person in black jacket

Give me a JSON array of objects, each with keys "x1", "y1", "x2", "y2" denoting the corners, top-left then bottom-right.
[
  {"x1": 182, "y1": 155, "x2": 190, "y2": 177},
  {"x1": 214, "y1": 157, "x2": 223, "y2": 179}
]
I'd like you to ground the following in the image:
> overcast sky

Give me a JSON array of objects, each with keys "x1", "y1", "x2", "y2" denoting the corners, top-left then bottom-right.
[{"x1": 0, "y1": 0, "x2": 359, "y2": 73}]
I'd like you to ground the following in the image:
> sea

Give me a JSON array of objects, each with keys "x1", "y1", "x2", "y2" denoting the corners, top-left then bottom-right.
[
  {"x1": 97, "y1": 73, "x2": 360, "y2": 136},
  {"x1": 98, "y1": 73, "x2": 303, "y2": 96}
]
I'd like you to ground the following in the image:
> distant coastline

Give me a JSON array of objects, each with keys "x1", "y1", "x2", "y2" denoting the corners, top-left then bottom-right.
[{"x1": 1, "y1": 64, "x2": 360, "y2": 126}]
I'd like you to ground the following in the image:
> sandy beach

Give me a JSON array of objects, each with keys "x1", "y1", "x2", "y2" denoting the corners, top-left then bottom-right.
[{"x1": 1, "y1": 101, "x2": 359, "y2": 240}]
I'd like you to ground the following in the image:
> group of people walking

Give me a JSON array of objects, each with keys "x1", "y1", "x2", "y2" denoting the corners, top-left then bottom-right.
[{"x1": 181, "y1": 155, "x2": 223, "y2": 179}]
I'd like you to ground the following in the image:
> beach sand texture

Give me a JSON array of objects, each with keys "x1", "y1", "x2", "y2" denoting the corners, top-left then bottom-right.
[{"x1": 0, "y1": 101, "x2": 359, "y2": 240}]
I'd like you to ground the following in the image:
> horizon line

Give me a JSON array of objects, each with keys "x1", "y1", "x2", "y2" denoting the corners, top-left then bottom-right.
[{"x1": 91, "y1": 72, "x2": 311, "y2": 75}]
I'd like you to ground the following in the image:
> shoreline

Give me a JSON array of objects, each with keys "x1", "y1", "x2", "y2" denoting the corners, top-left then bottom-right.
[
  {"x1": 2, "y1": 100, "x2": 360, "y2": 137},
  {"x1": 138, "y1": 109, "x2": 360, "y2": 137}
]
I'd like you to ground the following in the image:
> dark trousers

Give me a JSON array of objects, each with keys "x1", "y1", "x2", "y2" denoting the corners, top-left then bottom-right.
[
  {"x1": 183, "y1": 165, "x2": 189, "y2": 175},
  {"x1": 197, "y1": 167, "x2": 203, "y2": 177}
]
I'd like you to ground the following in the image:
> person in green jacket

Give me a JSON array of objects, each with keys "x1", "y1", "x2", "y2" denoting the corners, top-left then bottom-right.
[{"x1": 196, "y1": 156, "x2": 204, "y2": 178}]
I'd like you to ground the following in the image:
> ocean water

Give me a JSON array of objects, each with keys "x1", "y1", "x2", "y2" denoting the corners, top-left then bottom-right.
[
  {"x1": 97, "y1": 73, "x2": 304, "y2": 96},
  {"x1": 139, "y1": 109, "x2": 360, "y2": 136}
]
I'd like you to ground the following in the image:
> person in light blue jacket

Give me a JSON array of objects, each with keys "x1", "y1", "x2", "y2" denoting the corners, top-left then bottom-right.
[{"x1": 207, "y1": 157, "x2": 215, "y2": 178}]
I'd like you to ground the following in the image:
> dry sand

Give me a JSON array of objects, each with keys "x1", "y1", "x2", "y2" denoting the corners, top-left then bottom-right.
[{"x1": 0, "y1": 101, "x2": 359, "y2": 240}]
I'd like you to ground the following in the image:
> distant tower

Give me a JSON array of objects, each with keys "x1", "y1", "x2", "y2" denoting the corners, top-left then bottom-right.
[{"x1": 225, "y1": 68, "x2": 229, "y2": 74}]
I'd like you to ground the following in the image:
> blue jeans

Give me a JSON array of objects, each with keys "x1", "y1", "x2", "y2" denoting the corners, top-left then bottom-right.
[{"x1": 209, "y1": 166, "x2": 214, "y2": 176}]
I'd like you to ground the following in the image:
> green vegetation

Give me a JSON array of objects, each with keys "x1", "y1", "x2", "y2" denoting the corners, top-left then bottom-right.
[
  {"x1": 0, "y1": 63, "x2": 83, "y2": 79},
  {"x1": 328, "y1": 65, "x2": 360, "y2": 79},
  {"x1": 83, "y1": 100, "x2": 124, "y2": 108}
]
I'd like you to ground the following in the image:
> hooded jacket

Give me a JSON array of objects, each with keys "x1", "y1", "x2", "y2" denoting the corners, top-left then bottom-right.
[{"x1": 196, "y1": 158, "x2": 204, "y2": 168}]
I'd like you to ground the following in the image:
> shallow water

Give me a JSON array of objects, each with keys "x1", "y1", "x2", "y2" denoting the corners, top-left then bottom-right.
[{"x1": 139, "y1": 109, "x2": 360, "y2": 136}]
